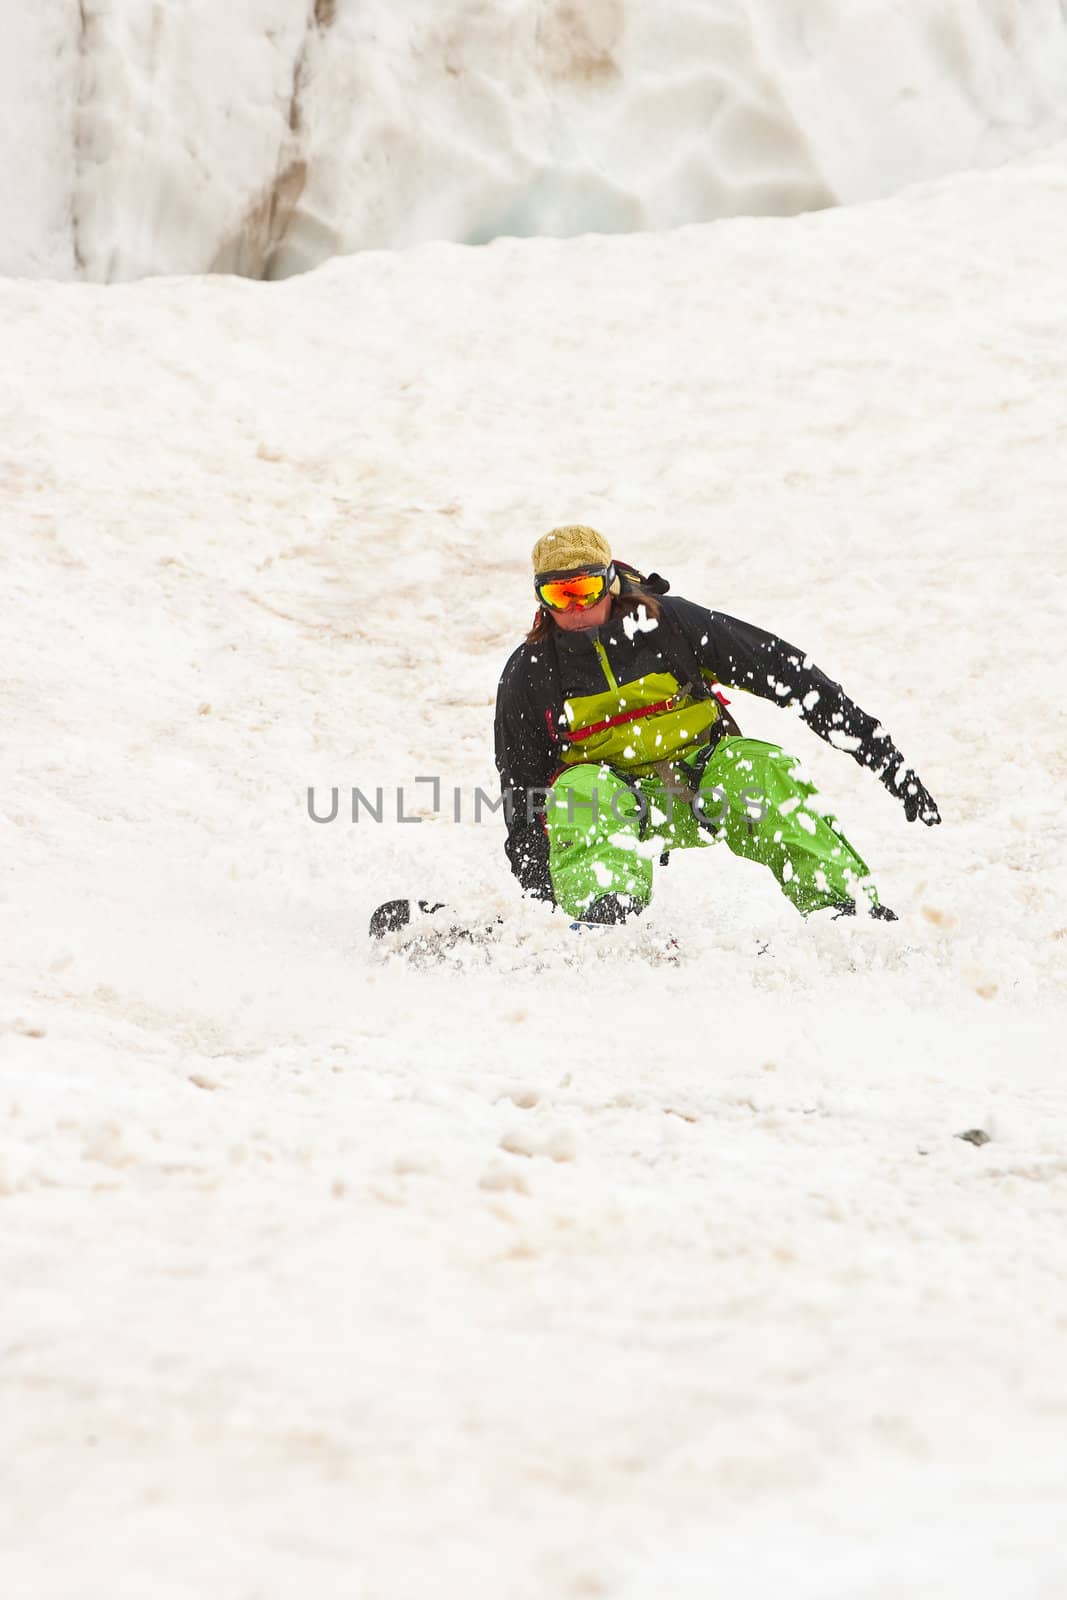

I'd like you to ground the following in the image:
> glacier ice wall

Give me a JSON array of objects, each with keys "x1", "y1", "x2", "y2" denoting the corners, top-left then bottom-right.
[{"x1": 5, "y1": 0, "x2": 1067, "y2": 282}]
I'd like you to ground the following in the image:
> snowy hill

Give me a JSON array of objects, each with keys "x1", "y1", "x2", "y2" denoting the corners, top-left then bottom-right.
[
  {"x1": 3, "y1": 146, "x2": 1067, "y2": 1595},
  {"x1": 7, "y1": 0, "x2": 1067, "y2": 280}
]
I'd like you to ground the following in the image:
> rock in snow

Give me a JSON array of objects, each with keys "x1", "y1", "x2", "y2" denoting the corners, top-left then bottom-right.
[{"x1": 6, "y1": 0, "x2": 1067, "y2": 280}]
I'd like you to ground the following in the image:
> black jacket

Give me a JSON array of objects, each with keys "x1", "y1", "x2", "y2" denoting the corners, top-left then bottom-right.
[{"x1": 494, "y1": 592, "x2": 899, "y2": 901}]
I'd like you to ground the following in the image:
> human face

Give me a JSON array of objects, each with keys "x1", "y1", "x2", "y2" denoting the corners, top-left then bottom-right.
[{"x1": 551, "y1": 593, "x2": 612, "y2": 631}]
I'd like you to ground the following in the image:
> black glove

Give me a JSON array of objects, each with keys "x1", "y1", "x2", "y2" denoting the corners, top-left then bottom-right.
[{"x1": 878, "y1": 751, "x2": 941, "y2": 825}]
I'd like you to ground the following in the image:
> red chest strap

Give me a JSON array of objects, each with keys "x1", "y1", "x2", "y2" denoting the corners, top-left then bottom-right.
[{"x1": 566, "y1": 694, "x2": 684, "y2": 742}]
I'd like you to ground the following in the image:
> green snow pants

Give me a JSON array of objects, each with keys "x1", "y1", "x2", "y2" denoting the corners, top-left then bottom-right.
[{"x1": 544, "y1": 736, "x2": 878, "y2": 920}]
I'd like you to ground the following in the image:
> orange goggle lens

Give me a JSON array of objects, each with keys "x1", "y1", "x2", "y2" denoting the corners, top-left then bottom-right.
[{"x1": 536, "y1": 570, "x2": 609, "y2": 611}]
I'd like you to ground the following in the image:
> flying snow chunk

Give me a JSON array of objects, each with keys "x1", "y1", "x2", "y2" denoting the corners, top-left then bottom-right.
[{"x1": 623, "y1": 606, "x2": 658, "y2": 639}]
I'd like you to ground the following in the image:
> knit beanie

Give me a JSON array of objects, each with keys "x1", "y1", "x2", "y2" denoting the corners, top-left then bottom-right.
[{"x1": 531, "y1": 525, "x2": 620, "y2": 593}]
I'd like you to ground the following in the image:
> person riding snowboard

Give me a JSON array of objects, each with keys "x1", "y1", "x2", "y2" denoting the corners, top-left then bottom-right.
[{"x1": 494, "y1": 525, "x2": 940, "y2": 925}]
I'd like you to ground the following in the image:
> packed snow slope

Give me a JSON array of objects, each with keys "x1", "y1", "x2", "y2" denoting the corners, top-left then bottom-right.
[
  {"x1": 8, "y1": 0, "x2": 1067, "y2": 280},
  {"x1": 3, "y1": 149, "x2": 1067, "y2": 1597}
]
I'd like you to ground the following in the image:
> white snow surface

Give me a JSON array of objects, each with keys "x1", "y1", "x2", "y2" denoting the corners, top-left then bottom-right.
[
  {"x1": 3, "y1": 148, "x2": 1067, "y2": 1595},
  {"x1": 7, "y1": 0, "x2": 1067, "y2": 280}
]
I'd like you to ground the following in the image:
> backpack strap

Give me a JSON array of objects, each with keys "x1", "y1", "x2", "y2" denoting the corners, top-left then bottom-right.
[{"x1": 617, "y1": 562, "x2": 715, "y2": 710}]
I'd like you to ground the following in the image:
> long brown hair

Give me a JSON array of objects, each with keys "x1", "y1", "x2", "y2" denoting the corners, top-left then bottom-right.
[{"x1": 525, "y1": 583, "x2": 664, "y2": 644}]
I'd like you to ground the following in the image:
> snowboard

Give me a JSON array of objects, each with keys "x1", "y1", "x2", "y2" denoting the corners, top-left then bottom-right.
[
  {"x1": 367, "y1": 902, "x2": 508, "y2": 960},
  {"x1": 367, "y1": 897, "x2": 687, "y2": 967},
  {"x1": 368, "y1": 898, "x2": 448, "y2": 938}
]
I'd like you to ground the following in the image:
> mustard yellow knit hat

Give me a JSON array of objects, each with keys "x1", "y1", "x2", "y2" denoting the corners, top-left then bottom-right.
[{"x1": 531, "y1": 525, "x2": 619, "y2": 591}]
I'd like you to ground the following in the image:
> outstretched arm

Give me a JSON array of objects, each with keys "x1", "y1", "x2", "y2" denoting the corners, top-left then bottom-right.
[{"x1": 669, "y1": 597, "x2": 941, "y2": 825}]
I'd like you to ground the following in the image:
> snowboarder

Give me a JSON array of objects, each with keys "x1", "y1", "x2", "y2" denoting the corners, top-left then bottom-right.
[{"x1": 494, "y1": 525, "x2": 940, "y2": 925}]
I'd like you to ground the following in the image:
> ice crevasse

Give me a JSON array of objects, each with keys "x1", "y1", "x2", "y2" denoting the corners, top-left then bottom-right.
[{"x1": 5, "y1": 0, "x2": 1067, "y2": 282}]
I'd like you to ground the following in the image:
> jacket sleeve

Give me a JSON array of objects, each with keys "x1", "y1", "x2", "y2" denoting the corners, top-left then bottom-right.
[
  {"x1": 493, "y1": 650, "x2": 556, "y2": 901},
  {"x1": 667, "y1": 596, "x2": 897, "y2": 775}
]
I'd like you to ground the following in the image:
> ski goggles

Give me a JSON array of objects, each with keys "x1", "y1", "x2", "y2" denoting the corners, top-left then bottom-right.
[{"x1": 535, "y1": 565, "x2": 614, "y2": 611}]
